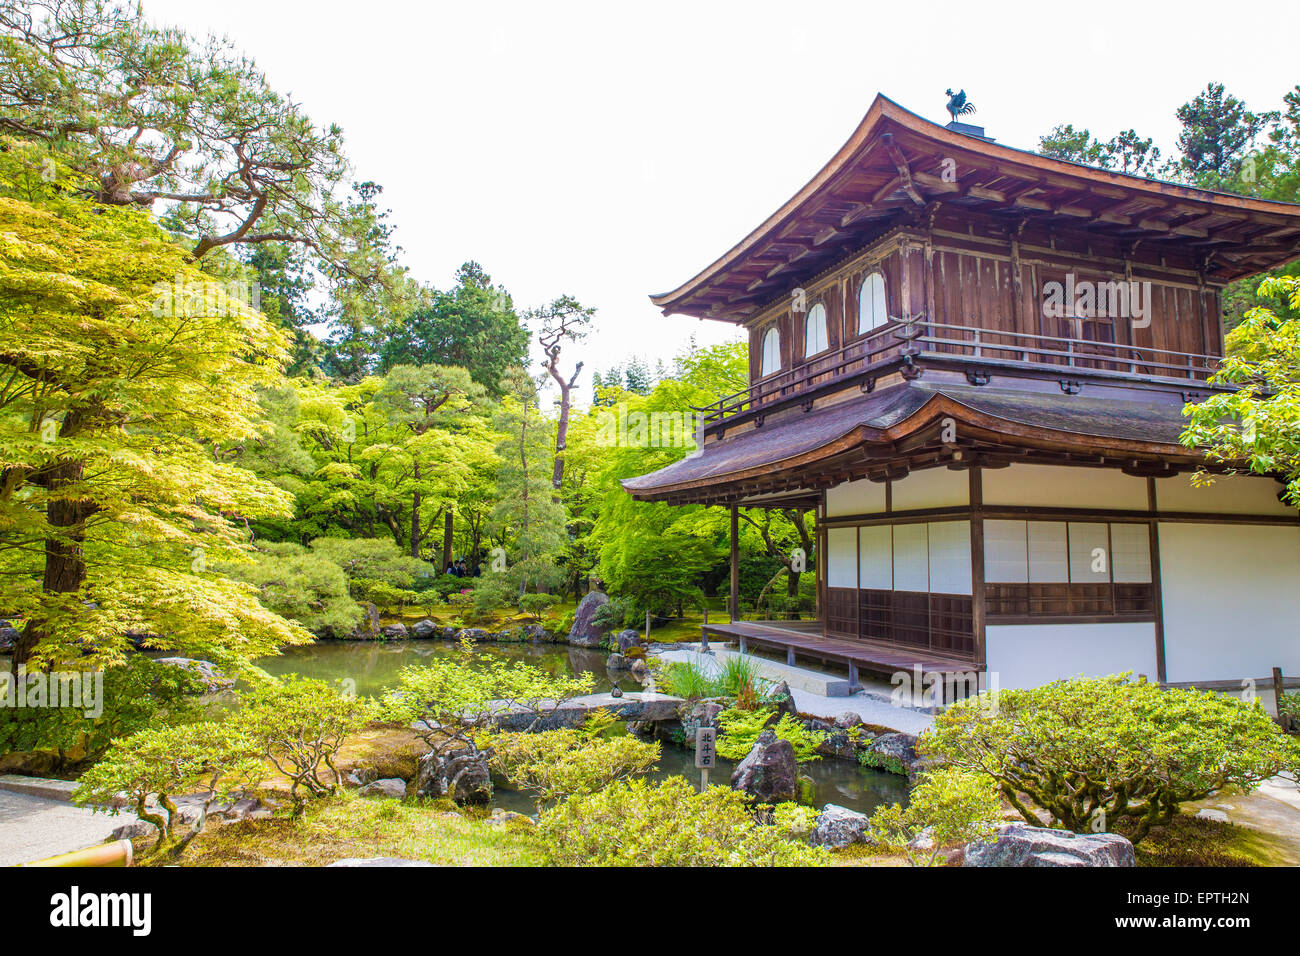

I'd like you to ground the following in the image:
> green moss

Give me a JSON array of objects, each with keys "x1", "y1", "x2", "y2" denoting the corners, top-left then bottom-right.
[
  {"x1": 162, "y1": 791, "x2": 541, "y2": 867},
  {"x1": 1135, "y1": 814, "x2": 1275, "y2": 867}
]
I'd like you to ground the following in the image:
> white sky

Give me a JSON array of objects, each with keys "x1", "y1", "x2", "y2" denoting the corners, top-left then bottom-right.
[{"x1": 144, "y1": 0, "x2": 1296, "y2": 402}]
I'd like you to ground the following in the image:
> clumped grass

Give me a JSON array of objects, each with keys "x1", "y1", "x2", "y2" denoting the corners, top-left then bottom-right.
[
  {"x1": 162, "y1": 792, "x2": 541, "y2": 867},
  {"x1": 658, "y1": 661, "x2": 722, "y2": 700}
]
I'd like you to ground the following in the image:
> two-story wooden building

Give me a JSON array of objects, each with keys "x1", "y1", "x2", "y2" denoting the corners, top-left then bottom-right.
[{"x1": 624, "y1": 95, "x2": 1300, "y2": 691}]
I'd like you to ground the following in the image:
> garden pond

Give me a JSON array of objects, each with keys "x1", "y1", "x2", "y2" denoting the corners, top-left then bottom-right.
[{"x1": 256, "y1": 639, "x2": 911, "y2": 816}]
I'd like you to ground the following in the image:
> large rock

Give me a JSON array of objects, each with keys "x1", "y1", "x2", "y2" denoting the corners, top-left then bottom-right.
[
  {"x1": 153, "y1": 658, "x2": 233, "y2": 693},
  {"x1": 815, "y1": 728, "x2": 857, "y2": 761},
  {"x1": 731, "y1": 728, "x2": 798, "y2": 804},
  {"x1": 679, "y1": 699, "x2": 725, "y2": 743},
  {"x1": 410, "y1": 619, "x2": 439, "y2": 639},
  {"x1": 863, "y1": 732, "x2": 926, "y2": 776},
  {"x1": 488, "y1": 691, "x2": 684, "y2": 731},
  {"x1": 963, "y1": 823, "x2": 1135, "y2": 867},
  {"x1": 568, "y1": 590, "x2": 609, "y2": 647},
  {"x1": 615, "y1": 629, "x2": 643, "y2": 653},
  {"x1": 810, "y1": 804, "x2": 873, "y2": 849},
  {"x1": 359, "y1": 778, "x2": 407, "y2": 799},
  {"x1": 768, "y1": 680, "x2": 798, "y2": 719},
  {"x1": 380, "y1": 622, "x2": 409, "y2": 640},
  {"x1": 412, "y1": 747, "x2": 492, "y2": 805},
  {"x1": 0, "y1": 625, "x2": 17, "y2": 652},
  {"x1": 352, "y1": 602, "x2": 381, "y2": 639},
  {"x1": 629, "y1": 659, "x2": 653, "y2": 688},
  {"x1": 455, "y1": 627, "x2": 490, "y2": 644}
]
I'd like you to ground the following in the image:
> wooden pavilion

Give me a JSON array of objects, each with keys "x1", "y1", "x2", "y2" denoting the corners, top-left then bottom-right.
[{"x1": 624, "y1": 95, "x2": 1300, "y2": 691}]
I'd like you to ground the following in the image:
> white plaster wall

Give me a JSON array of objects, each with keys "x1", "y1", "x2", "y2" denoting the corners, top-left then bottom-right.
[
  {"x1": 826, "y1": 527, "x2": 857, "y2": 588},
  {"x1": 1158, "y1": 522, "x2": 1300, "y2": 683},
  {"x1": 825, "y1": 478, "x2": 886, "y2": 518},
  {"x1": 859, "y1": 525, "x2": 892, "y2": 589},
  {"x1": 1155, "y1": 473, "x2": 1292, "y2": 517},
  {"x1": 983, "y1": 463, "x2": 1147, "y2": 511},
  {"x1": 891, "y1": 467, "x2": 968, "y2": 511},
  {"x1": 985, "y1": 622, "x2": 1158, "y2": 689}
]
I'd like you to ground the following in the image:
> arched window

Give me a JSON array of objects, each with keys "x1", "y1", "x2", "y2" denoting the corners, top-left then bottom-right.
[
  {"x1": 760, "y1": 327, "x2": 781, "y2": 377},
  {"x1": 858, "y1": 272, "x2": 888, "y2": 334},
  {"x1": 804, "y1": 303, "x2": 828, "y2": 357}
]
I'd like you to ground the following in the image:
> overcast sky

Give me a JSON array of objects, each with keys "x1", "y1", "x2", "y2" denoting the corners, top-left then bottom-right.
[{"x1": 146, "y1": 0, "x2": 1295, "y2": 402}]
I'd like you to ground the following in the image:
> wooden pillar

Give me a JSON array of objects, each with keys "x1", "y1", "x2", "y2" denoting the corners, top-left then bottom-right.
[
  {"x1": 969, "y1": 466, "x2": 986, "y2": 669},
  {"x1": 815, "y1": 495, "x2": 825, "y2": 629},
  {"x1": 729, "y1": 503, "x2": 740, "y2": 623},
  {"x1": 1147, "y1": 477, "x2": 1167, "y2": 683}
]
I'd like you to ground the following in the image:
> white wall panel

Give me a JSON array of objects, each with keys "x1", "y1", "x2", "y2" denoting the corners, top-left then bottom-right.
[
  {"x1": 1155, "y1": 474, "x2": 1292, "y2": 517},
  {"x1": 986, "y1": 622, "x2": 1158, "y2": 689},
  {"x1": 826, "y1": 527, "x2": 858, "y2": 589},
  {"x1": 826, "y1": 478, "x2": 886, "y2": 518},
  {"x1": 927, "y1": 521, "x2": 972, "y2": 595},
  {"x1": 983, "y1": 463, "x2": 1147, "y2": 510},
  {"x1": 890, "y1": 467, "x2": 968, "y2": 511},
  {"x1": 1159, "y1": 522, "x2": 1300, "y2": 683},
  {"x1": 858, "y1": 525, "x2": 892, "y2": 589},
  {"x1": 892, "y1": 523, "x2": 929, "y2": 591}
]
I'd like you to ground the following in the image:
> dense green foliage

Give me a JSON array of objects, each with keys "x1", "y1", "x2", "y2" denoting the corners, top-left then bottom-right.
[
  {"x1": 0, "y1": 656, "x2": 205, "y2": 770},
  {"x1": 534, "y1": 777, "x2": 828, "y2": 866},
  {"x1": 716, "y1": 708, "x2": 826, "y2": 763},
  {"x1": 921, "y1": 675, "x2": 1300, "y2": 844},
  {"x1": 1182, "y1": 277, "x2": 1300, "y2": 505},
  {"x1": 488, "y1": 725, "x2": 661, "y2": 812},
  {"x1": 868, "y1": 768, "x2": 1002, "y2": 866}
]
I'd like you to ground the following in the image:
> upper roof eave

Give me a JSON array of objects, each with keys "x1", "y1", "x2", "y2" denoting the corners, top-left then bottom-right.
[{"x1": 649, "y1": 94, "x2": 1300, "y2": 322}]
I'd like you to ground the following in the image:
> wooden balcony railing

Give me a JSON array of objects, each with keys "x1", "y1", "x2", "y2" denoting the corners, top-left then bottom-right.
[{"x1": 694, "y1": 319, "x2": 1221, "y2": 430}]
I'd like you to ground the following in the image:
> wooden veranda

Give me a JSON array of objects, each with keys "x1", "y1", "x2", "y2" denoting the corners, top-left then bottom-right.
[{"x1": 701, "y1": 619, "x2": 983, "y2": 692}]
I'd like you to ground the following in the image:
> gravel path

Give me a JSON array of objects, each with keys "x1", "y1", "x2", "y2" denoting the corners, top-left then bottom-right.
[{"x1": 0, "y1": 790, "x2": 123, "y2": 866}]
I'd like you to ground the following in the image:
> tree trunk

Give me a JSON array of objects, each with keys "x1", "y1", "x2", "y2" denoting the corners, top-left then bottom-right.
[
  {"x1": 441, "y1": 510, "x2": 454, "y2": 572},
  {"x1": 12, "y1": 461, "x2": 91, "y2": 675},
  {"x1": 410, "y1": 460, "x2": 421, "y2": 559},
  {"x1": 551, "y1": 381, "x2": 571, "y2": 491}
]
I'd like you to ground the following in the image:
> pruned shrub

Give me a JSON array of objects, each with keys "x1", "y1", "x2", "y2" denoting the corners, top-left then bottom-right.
[
  {"x1": 73, "y1": 721, "x2": 265, "y2": 857},
  {"x1": 233, "y1": 675, "x2": 377, "y2": 813},
  {"x1": 535, "y1": 777, "x2": 828, "y2": 866},
  {"x1": 488, "y1": 726, "x2": 660, "y2": 812},
  {"x1": 867, "y1": 767, "x2": 1002, "y2": 866},
  {"x1": 920, "y1": 674, "x2": 1300, "y2": 844}
]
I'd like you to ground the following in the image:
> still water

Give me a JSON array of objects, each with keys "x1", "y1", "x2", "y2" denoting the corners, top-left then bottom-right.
[{"x1": 257, "y1": 639, "x2": 911, "y2": 815}]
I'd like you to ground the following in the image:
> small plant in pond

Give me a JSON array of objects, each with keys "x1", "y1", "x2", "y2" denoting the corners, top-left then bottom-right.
[
  {"x1": 715, "y1": 707, "x2": 825, "y2": 762},
  {"x1": 73, "y1": 721, "x2": 265, "y2": 858},
  {"x1": 867, "y1": 767, "x2": 1002, "y2": 867},
  {"x1": 534, "y1": 777, "x2": 829, "y2": 866},
  {"x1": 858, "y1": 749, "x2": 906, "y2": 776},
  {"x1": 233, "y1": 675, "x2": 377, "y2": 815},
  {"x1": 920, "y1": 673, "x2": 1300, "y2": 844},
  {"x1": 487, "y1": 725, "x2": 660, "y2": 812}
]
